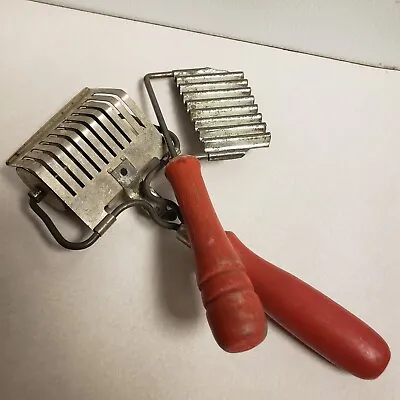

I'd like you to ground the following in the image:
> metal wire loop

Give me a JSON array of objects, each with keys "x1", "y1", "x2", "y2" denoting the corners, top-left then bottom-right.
[{"x1": 29, "y1": 197, "x2": 101, "y2": 250}]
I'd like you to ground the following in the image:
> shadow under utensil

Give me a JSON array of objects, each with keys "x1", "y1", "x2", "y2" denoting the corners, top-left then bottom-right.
[
  {"x1": 155, "y1": 226, "x2": 202, "y2": 324},
  {"x1": 1, "y1": 164, "x2": 24, "y2": 191},
  {"x1": 0, "y1": 203, "x2": 67, "y2": 399}
]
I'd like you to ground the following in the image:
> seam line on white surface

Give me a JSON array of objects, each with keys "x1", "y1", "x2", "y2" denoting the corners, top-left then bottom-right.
[{"x1": 30, "y1": 0, "x2": 400, "y2": 72}]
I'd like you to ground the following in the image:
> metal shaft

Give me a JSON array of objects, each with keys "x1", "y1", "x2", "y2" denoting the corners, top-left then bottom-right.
[{"x1": 144, "y1": 72, "x2": 178, "y2": 158}]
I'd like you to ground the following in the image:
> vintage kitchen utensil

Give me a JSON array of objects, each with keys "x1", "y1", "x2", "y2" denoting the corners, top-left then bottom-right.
[
  {"x1": 6, "y1": 74, "x2": 390, "y2": 376},
  {"x1": 143, "y1": 67, "x2": 390, "y2": 379}
]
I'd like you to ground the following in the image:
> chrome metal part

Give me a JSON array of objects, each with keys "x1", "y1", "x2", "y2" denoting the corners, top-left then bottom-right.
[
  {"x1": 176, "y1": 225, "x2": 191, "y2": 248},
  {"x1": 94, "y1": 214, "x2": 117, "y2": 236},
  {"x1": 29, "y1": 191, "x2": 102, "y2": 250},
  {"x1": 172, "y1": 67, "x2": 271, "y2": 159},
  {"x1": 7, "y1": 88, "x2": 165, "y2": 230}
]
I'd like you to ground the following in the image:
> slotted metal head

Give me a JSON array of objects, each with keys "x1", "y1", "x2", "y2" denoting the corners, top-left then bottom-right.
[
  {"x1": 172, "y1": 67, "x2": 271, "y2": 160},
  {"x1": 7, "y1": 88, "x2": 165, "y2": 230}
]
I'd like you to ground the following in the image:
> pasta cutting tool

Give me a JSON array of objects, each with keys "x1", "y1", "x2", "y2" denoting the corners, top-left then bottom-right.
[{"x1": 6, "y1": 68, "x2": 390, "y2": 378}]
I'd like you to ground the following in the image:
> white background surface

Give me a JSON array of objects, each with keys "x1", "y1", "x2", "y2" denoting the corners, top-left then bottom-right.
[
  {"x1": 0, "y1": 1, "x2": 399, "y2": 399},
  {"x1": 36, "y1": 0, "x2": 400, "y2": 69}
]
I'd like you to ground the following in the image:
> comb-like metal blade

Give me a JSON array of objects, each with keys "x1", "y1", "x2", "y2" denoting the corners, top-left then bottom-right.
[
  {"x1": 7, "y1": 88, "x2": 165, "y2": 229},
  {"x1": 173, "y1": 68, "x2": 271, "y2": 160}
]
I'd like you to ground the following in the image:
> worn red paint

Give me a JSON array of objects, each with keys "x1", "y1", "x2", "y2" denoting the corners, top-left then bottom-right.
[
  {"x1": 227, "y1": 232, "x2": 391, "y2": 379},
  {"x1": 165, "y1": 155, "x2": 267, "y2": 352}
]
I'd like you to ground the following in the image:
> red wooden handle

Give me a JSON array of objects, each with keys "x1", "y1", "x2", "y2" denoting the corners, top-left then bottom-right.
[
  {"x1": 165, "y1": 155, "x2": 267, "y2": 352},
  {"x1": 227, "y1": 232, "x2": 390, "y2": 379}
]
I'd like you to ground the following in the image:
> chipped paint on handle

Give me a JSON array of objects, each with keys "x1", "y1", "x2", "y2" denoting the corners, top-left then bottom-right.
[
  {"x1": 227, "y1": 232, "x2": 391, "y2": 378},
  {"x1": 165, "y1": 155, "x2": 267, "y2": 352}
]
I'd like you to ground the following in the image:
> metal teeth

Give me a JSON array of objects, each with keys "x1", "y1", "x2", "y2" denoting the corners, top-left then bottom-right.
[
  {"x1": 182, "y1": 88, "x2": 252, "y2": 102},
  {"x1": 58, "y1": 119, "x2": 115, "y2": 163},
  {"x1": 176, "y1": 71, "x2": 245, "y2": 85},
  {"x1": 7, "y1": 88, "x2": 164, "y2": 229},
  {"x1": 194, "y1": 114, "x2": 262, "y2": 129},
  {"x1": 16, "y1": 89, "x2": 152, "y2": 192},
  {"x1": 179, "y1": 79, "x2": 249, "y2": 94},
  {"x1": 52, "y1": 127, "x2": 107, "y2": 169},
  {"x1": 78, "y1": 103, "x2": 132, "y2": 148},
  {"x1": 32, "y1": 143, "x2": 90, "y2": 185},
  {"x1": 198, "y1": 123, "x2": 267, "y2": 140},
  {"x1": 40, "y1": 135, "x2": 98, "y2": 177},
  {"x1": 186, "y1": 96, "x2": 255, "y2": 110},
  {"x1": 205, "y1": 135, "x2": 270, "y2": 153},
  {"x1": 172, "y1": 67, "x2": 224, "y2": 77},
  {"x1": 189, "y1": 105, "x2": 258, "y2": 119},
  {"x1": 174, "y1": 68, "x2": 270, "y2": 159}
]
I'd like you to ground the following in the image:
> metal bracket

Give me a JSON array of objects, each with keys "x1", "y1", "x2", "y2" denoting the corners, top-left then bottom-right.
[{"x1": 110, "y1": 158, "x2": 139, "y2": 188}]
